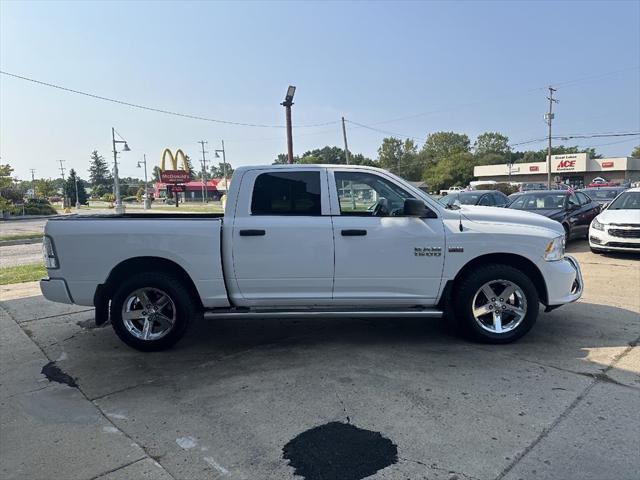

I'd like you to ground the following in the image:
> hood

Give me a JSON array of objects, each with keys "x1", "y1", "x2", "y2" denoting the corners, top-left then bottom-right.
[
  {"x1": 596, "y1": 209, "x2": 640, "y2": 225},
  {"x1": 458, "y1": 205, "x2": 564, "y2": 236}
]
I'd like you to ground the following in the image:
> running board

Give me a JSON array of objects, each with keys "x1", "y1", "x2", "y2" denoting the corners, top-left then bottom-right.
[{"x1": 203, "y1": 308, "x2": 443, "y2": 320}]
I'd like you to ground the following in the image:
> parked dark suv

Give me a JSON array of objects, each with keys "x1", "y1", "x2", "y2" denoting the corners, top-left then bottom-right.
[{"x1": 507, "y1": 190, "x2": 601, "y2": 240}]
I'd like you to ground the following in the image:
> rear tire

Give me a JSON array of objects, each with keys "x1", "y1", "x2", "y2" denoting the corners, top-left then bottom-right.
[
  {"x1": 453, "y1": 264, "x2": 539, "y2": 344},
  {"x1": 110, "y1": 271, "x2": 196, "y2": 351}
]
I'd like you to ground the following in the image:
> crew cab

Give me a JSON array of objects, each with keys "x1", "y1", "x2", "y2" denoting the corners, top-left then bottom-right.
[{"x1": 40, "y1": 165, "x2": 583, "y2": 351}]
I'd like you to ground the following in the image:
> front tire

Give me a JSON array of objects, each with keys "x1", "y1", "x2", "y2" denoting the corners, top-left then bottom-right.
[
  {"x1": 454, "y1": 264, "x2": 539, "y2": 343},
  {"x1": 110, "y1": 271, "x2": 196, "y2": 351}
]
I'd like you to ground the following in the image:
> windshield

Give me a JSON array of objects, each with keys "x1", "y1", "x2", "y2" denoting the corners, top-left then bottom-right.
[
  {"x1": 607, "y1": 191, "x2": 640, "y2": 210},
  {"x1": 584, "y1": 189, "x2": 622, "y2": 200},
  {"x1": 509, "y1": 193, "x2": 567, "y2": 210},
  {"x1": 439, "y1": 192, "x2": 482, "y2": 206}
]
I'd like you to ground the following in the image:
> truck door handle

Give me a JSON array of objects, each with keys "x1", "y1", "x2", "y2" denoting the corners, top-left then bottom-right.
[
  {"x1": 341, "y1": 229, "x2": 367, "y2": 236},
  {"x1": 239, "y1": 229, "x2": 266, "y2": 236}
]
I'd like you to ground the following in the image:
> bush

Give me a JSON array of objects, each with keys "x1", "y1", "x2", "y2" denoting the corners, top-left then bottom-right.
[
  {"x1": 474, "y1": 182, "x2": 519, "y2": 195},
  {"x1": 101, "y1": 193, "x2": 115, "y2": 202}
]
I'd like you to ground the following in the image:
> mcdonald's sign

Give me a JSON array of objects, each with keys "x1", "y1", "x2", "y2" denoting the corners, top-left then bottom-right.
[{"x1": 159, "y1": 148, "x2": 190, "y2": 183}]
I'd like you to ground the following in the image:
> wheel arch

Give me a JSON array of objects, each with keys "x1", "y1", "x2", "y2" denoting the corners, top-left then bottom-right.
[
  {"x1": 94, "y1": 256, "x2": 203, "y2": 324},
  {"x1": 448, "y1": 253, "x2": 549, "y2": 306}
]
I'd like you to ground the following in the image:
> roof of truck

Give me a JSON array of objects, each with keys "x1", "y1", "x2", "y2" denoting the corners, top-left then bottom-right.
[{"x1": 236, "y1": 164, "x2": 386, "y2": 172}]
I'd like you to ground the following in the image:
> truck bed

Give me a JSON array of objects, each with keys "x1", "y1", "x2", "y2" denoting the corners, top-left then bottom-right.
[{"x1": 45, "y1": 215, "x2": 229, "y2": 308}]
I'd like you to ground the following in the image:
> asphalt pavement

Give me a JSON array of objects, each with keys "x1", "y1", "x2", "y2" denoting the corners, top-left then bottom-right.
[{"x1": 0, "y1": 241, "x2": 638, "y2": 480}]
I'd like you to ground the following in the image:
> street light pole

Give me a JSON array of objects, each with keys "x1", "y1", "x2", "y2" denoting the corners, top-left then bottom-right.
[
  {"x1": 74, "y1": 175, "x2": 79, "y2": 208},
  {"x1": 214, "y1": 140, "x2": 229, "y2": 194},
  {"x1": 111, "y1": 128, "x2": 131, "y2": 214},
  {"x1": 137, "y1": 155, "x2": 149, "y2": 210},
  {"x1": 281, "y1": 86, "x2": 296, "y2": 164}
]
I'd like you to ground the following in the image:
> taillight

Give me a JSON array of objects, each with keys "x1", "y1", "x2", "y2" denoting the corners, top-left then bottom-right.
[{"x1": 42, "y1": 236, "x2": 59, "y2": 269}]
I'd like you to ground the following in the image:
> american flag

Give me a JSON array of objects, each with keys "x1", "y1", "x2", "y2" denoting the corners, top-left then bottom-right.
[{"x1": 567, "y1": 185, "x2": 575, "y2": 194}]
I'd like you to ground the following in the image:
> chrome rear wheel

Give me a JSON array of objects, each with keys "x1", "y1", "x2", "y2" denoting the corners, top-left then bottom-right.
[{"x1": 122, "y1": 287, "x2": 176, "y2": 341}]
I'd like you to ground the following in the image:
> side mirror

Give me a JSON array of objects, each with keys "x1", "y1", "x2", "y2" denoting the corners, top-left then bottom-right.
[
  {"x1": 404, "y1": 198, "x2": 437, "y2": 218},
  {"x1": 601, "y1": 202, "x2": 609, "y2": 210}
]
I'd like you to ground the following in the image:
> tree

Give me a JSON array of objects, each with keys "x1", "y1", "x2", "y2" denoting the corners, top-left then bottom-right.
[
  {"x1": 209, "y1": 162, "x2": 234, "y2": 179},
  {"x1": 272, "y1": 146, "x2": 374, "y2": 167},
  {"x1": 184, "y1": 155, "x2": 196, "y2": 181},
  {"x1": 0, "y1": 164, "x2": 14, "y2": 188},
  {"x1": 631, "y1": 146, "x2": 640, "y2": 158},
  {"x1": 423, "y1": 152, "x2": 476, "y2": 192},
  {"x1": 377, "y1": 138, "x2": 424, "y2": 180},
  {"x1": 63, "y1": 169, "x2": 89, "y2": 205},
  {"x1": 88, "y1": 150, "x2": 111, "y2": 184},
  {"x1": 35, "y1": 179, "x2": 58, "y2": 198},
  {"x1": 152, "y1": 166, "x2": 162, "y2": 182},
  {"x1": 421, "y1": 132, "x2": 470, "y2": 162},
  {"x1": 474, "y1": 132, "x2": 510, "y2": 157},
  {"x1": 474, "y1": 132, "x2": 510, "y2": 165}
]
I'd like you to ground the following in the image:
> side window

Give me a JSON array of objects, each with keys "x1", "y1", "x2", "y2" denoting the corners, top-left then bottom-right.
[
  {"x1": 334, "y1": 171, "x2": 414, "y2": 216},
  {"x1": 493, "y1": 193, "x2": 507, "y2": 206},
  {"x1": 251, "y1": 171, "x2": 321, "y2": 216},
  {"x1": 567, "y1": 193, "x2": 580, "y2": 208},
  {"x1": 576, "y1": 192, "x2": 590, "y2": 205},
  {"x1": 478, "y1": 194, "x2": 492, "y2": 206}
]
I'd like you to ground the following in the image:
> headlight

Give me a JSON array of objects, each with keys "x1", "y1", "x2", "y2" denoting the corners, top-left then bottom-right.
[
  {"x1": 544, "y1": 235, "x2": 565, "y2": 261},
  {"x1": 591, "y1": 218, "x2": 604, "y2": 231},
  {"x1": 42, "y1": 236, "x2": 59, "y2": 269}
]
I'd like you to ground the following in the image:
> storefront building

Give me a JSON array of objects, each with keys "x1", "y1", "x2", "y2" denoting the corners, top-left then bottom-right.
[
  {"x1": 473, "y1": 154, "x2": 640, "y2": 189},
  {"x1": 153, "y1": 178, "x2": 230, "y2": 202}
]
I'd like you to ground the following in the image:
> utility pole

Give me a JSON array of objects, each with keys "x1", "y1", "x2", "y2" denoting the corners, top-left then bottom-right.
[
  {"x1": 281, "y1": 86, "x2": 296, "y2": 164},
  {"x1": 58, "y1": 160, "x2": 67, "y2": 208},
  {"x1": 341, "y1": 117, "x2": 351, "y2": 165},
  {"x1": 58, "y1": 159, "x2": 66, "y2": 179},
  {"x1": 29, "y1": 169, "x2": 36, "y2": 198},
  {"x1": 198, "y1": 140, "x2": 209, "y2": 203},
  {"x1": 545, "y1": 86, "x2": 558, "y2": 188}
]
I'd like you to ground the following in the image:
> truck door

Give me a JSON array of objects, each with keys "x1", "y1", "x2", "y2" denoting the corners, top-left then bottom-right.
[
  {"x1": 329, "y1": 169, "x2": 445, "y2": 305},
  {"x1": 229, "y1": 168, "x2": 334, "y2": 306}
]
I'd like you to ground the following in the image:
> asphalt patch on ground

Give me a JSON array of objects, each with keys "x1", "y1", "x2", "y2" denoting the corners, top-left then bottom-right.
[
  {"x1": 41, "y1": 361, "x2": 77, "y2": 387},
  {"x1": 283, "y1": 421, "x2": 398, "y2": 480}
]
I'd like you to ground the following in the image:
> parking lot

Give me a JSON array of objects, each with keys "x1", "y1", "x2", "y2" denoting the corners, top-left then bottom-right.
[{"x1": 1, "y1": 241, "x2": 638, "y2": 480}]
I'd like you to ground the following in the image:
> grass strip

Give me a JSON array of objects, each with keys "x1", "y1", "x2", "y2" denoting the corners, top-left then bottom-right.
[{"x1": 0, "y1": 263, "x2": 46, "y2": 285}]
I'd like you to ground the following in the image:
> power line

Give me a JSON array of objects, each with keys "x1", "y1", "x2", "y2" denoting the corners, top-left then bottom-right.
[
  {"x1": 0, "y1": 70, "x2": 339, "y2": 129},
  {"x1": 364, "y1": 65, "x2": 640, "y2": 127},
  {"x1": 344, "y1": 119, "x2": 424, "y2": 143}
]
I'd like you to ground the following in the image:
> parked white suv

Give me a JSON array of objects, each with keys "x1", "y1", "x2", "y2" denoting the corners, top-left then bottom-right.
[{"x1": 40, "y1": 165, "x2": 583, "y2": 351}]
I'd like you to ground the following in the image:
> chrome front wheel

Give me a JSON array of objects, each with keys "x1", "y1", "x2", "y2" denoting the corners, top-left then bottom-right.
[{"x1": 471, "y1": 279, "x2": 527, "y2": 334}]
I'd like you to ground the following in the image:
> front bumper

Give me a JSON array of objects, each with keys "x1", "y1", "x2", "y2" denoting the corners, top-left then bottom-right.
[
  {"x1": 40, "y1": 277, "x2": 74, "y2": 304},
  {"x1": 543, "y1": 254, "x2": 583, "y2": 307},
  {"x1": 589, "y1": 225, "x2": 640, "y2": 252}
]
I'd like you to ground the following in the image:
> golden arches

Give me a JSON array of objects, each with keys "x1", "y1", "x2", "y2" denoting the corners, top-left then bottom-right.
[{"x1": 160, "y1": 148, "x2": 190, "y2": 172}]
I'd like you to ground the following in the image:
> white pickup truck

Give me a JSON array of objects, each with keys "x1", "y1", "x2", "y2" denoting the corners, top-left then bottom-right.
[
  {"x1": 440, "y1": 186, "x2": 464, "y2": 196},
  {"x1": 40, "y1": 165, "x2": 583, "y2": 351}
]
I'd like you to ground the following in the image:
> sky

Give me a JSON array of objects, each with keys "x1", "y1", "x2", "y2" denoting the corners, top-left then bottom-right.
[{"x1": 1, "y1": 0, "x2": 639, "y2": 181}]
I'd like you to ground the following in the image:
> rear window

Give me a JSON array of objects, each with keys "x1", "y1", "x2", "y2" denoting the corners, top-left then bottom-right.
[{"x1": 251, "y1": 171, "x2": 322, "y2": 215}]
